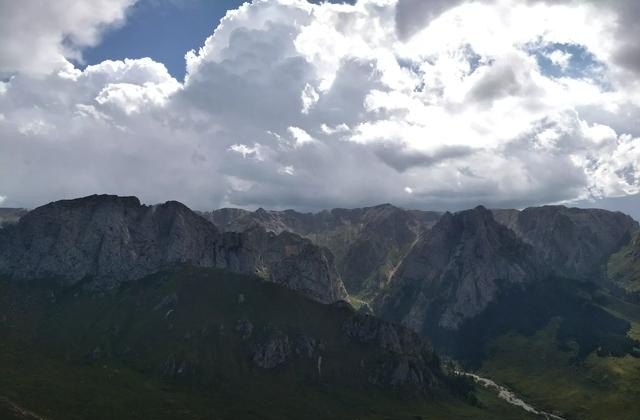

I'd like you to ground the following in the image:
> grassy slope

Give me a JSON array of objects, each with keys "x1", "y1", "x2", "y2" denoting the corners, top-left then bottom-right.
[
  {"x1": 0, "y1": 269, "x2": 534, "y2": 420},
  {"x1": 479, "y1": 291, "x2": 640, "y2": 420},
  {"x1": 608, "y1": 233, "x2": 640, "y2": 293}
]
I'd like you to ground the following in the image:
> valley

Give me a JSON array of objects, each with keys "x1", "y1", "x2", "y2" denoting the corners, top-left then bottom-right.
[{"x1": 1, "y1": 195, "x2": 639, "y2": 419}]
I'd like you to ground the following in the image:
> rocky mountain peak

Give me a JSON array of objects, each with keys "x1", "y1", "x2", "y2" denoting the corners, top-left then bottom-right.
[
  {"x1": 204, "y1": 204, "x2": 441, "y2": 296},
  {"x1": 376, "y1": 206, "x2": 538, "y2": 332},
  {"x1": 0, "y1": 195, "x2": 348, "y2": 304},
  {"x1": 492, "y1": 205, "x2": 638, "y2": 279}
]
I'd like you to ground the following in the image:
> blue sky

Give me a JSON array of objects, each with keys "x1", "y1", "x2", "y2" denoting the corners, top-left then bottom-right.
[
  {"x1": 82, "y1": 0, "x2": 356, "y2": 80},
  {"x1": 82, "y1": 0, "x2": 246, "y2": 80}
]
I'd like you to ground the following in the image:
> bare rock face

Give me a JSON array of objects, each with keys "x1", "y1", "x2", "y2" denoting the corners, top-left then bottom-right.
[
  {"x1": 343, "y1": 314, "x2": 425, "y2": 354},
  {"x1": 0, "y1": 195, "x2": 217, "y2": 288},
  {"x1": 343, "y1": 314, "x2": 441, "y2": 393},
  {"x1": 218, "y1": 227, "x2": 348, "y2": 304},
  {"x1": 252, "y1": 329, "x2": 292, "y2": 369},
  {"x1": 0, "y1": 208, "x2": 28, "y2": 228},
  {"x1": 492, "y1": 206, "x2": 638, "y2": 280},
  {"x1": 375, "y1": 206, "x2": 540, "y2": 332},
  {"x1": 0, "y1": 195, "x2": 348, "y2": 304},
  {"x1": 204, "y1": 204, "x2": 441, "y2": 295}
]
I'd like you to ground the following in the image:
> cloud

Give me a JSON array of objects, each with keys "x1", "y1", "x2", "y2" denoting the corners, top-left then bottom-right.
[
  {"x1": 0, "y1": 0, "x2": 137, "y2": 76},
  {"x1": 395, "y1": 0, "x2": 466, "y2": 40},
  {"x1": 374, "y1": 145, "x2": 476, "y2": 172},
  {"x1": 288, "y1": 127, "x2": 316, "y2": 147},
  {"x1": 545, "y1": 49, "x2": 572, "y2": 70},
  {"x1": 0, "y1": 0, "x2": 639, "y2": 213}
]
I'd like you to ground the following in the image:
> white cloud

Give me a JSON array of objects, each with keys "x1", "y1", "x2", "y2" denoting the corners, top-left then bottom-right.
[
  {"x1": 288, "y1": 127, "x2": 315, "y2": 147},
  {"x1": 0, "y1": 0, "x2": 137, "y2": 76},
  {"x1": 546, "y1": 49, "x2": 572, "y2": 70},
  {"x1": 279, "y1": 165, "x2": 296, "y2": 176},
  {"x1": 229, "y1": 143, "x2": 265, "y2": 160},
  {"x1": 301, "y1": 83, "x2": 320, "y2": 114},
  {"x1": 0, "y1": 0, "x2": 639, "y2": 212}
]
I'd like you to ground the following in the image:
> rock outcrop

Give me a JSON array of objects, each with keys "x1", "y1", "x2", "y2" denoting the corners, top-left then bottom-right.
[
  {"x1": 343, "y1": 314, "x2": 441, "y2": 392},
  {"x1": 492, "y1": 206, "x2": 638, "y2": 279},
  {"x1": 204, "y1": 204, "x2": 441, "y2": 295},
  {"x1": 252, "y1": 328, "x2": 292, "y2": 369},
  {"x1": 219, "y1": 227, "x2": 347, "y2": 304},
  {"x1": 375, "y1": 206, "x2": 540, "y2": 332},
  {"x1": 0, "y1": 195, "x2": 348, "y2": 304},
  {"x1": 0, "y1": 195, "x2": 220, "y2": 288},
  {"x1": 0, "y1": 208, "x2": 27, "y2": 228}
]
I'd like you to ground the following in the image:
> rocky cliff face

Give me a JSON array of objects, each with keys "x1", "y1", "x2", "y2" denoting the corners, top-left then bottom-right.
[
  {"x1": 204, "y1": 204, "x2": 441, "y2": 296},
  {"x1": 375, "y1": 206, "x2": 541, "y2": 332},
  {"x1": 493, "y1": 206, "x2": 638, "y2": 280},
  {"x1": 0, "y1": 208, "x2": 27, "y2": 228},
  {"x1": 0, "y1": 195, "x2": 348, "y2": 304},
  {"x1": 219, "y1": 227, "x2": 347, "y2": 304},
  {"x1": 208, "y1": 203, "x2": 639, "y2": 328},
  {"x1": 0, "y1": 195, "x2": 220, "y2": 288}
]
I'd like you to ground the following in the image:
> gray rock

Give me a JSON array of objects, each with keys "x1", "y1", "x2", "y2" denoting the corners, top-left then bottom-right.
[
  {"x1": 0, "y1": 208, "x2": 27, "y2": 228},
  {"x1": 235, "y1": 318, "x2": 253, "y2": 340},
  {"x1": 252, "y1": 329, "x2": 291, "y2": 369},
  {"x1": 343, "y1": 313, "x2": 440, "y2": 394},
  {"x1": 203, "y1": 204, "x2": 441, "y2": 295},
  {"x1": 293, "y1": 334, "x2": 318, "y2": 359},
  {"x1": 219, "y1": 227, "x2": 348, "y2": 304},
  {"x1": 343, "y1": 314, "x2": 425, "y2": 354},
  {"x1": 0, "y1": 195, "x2": 349, "y2": 304},
  {"x1": 375, "y1": 206, "x2": 539, "y2": 331},
  {"x1": 492, "y1": 206, "x2": 638, "y2": 280}
]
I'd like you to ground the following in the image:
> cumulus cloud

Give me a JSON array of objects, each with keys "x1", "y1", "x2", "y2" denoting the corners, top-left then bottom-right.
[
  {"x1": 0, "y1": 0, "x2": 136, "y2": 76},
  {"x1": 0, "y1": 0, "x2": 639, "y2": 213},
  {"x1": 395, "y1": 0, "x2": 466, "y2": 40},
  {"x1": 545, "y1": 49, "x2": 572, "y2": 70}
]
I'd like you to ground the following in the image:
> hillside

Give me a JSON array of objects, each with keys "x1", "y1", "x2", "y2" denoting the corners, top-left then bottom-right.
[
  {"x1": 2, "y1": 196, "x2": 639, "y2": 419},
  {"x1": 608, "y1": 232, "x2": 640, "y2": 295},
  {"x1": 0, "y1": 267, "x2": 534, "y2": 420}
]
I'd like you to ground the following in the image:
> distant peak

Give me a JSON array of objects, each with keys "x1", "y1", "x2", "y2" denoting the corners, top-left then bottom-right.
[
  {"x1": 46, "y1": 194, "x2": 142, "y2": 209},
  {"x1": 160, "y1": 200, "x2": 192, "y2": 211}
]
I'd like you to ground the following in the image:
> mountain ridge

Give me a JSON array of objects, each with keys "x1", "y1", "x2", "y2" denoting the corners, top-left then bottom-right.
[
  {"x1": 0, "y1": 194, "x2": 348, "y2": 304},
  {"x1": 1, "y1": 194, "x2": 639, "y2": 418}
]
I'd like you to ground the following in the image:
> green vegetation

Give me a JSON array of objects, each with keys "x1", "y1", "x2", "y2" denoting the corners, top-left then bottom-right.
[
  {"x1": 0, "y1": 269, "x2": 534, "y2": 420},
  {"x1": 0, "y1": 343, "x2": 537, "y2": 420},
  {"x1": 433, "y1": 276, "x2": 638, "y2": 366},
  {"x1": 455, "y1": 243, "x2": 640, "y2": 420},
  {"x1": 608, "y1": 233, "x2": 640, "y2": 293},
  {"x1": 479, "y1": 291, "x2": 640, "y2": 420}
]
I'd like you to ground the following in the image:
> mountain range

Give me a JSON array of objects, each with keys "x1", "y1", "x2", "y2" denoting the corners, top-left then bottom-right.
[{"x1": 1, "y1": 194, "x2": 639, "y2": 419}]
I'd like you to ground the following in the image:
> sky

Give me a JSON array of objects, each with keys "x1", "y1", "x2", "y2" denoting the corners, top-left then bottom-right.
[{"x1": 0, "y1": 0, "x2": 639, "y2": 219}]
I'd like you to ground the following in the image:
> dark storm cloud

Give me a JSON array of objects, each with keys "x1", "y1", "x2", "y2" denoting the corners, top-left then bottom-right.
[{"x1": 374, "y1": 145, "x2": 476, "y2": 172}]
